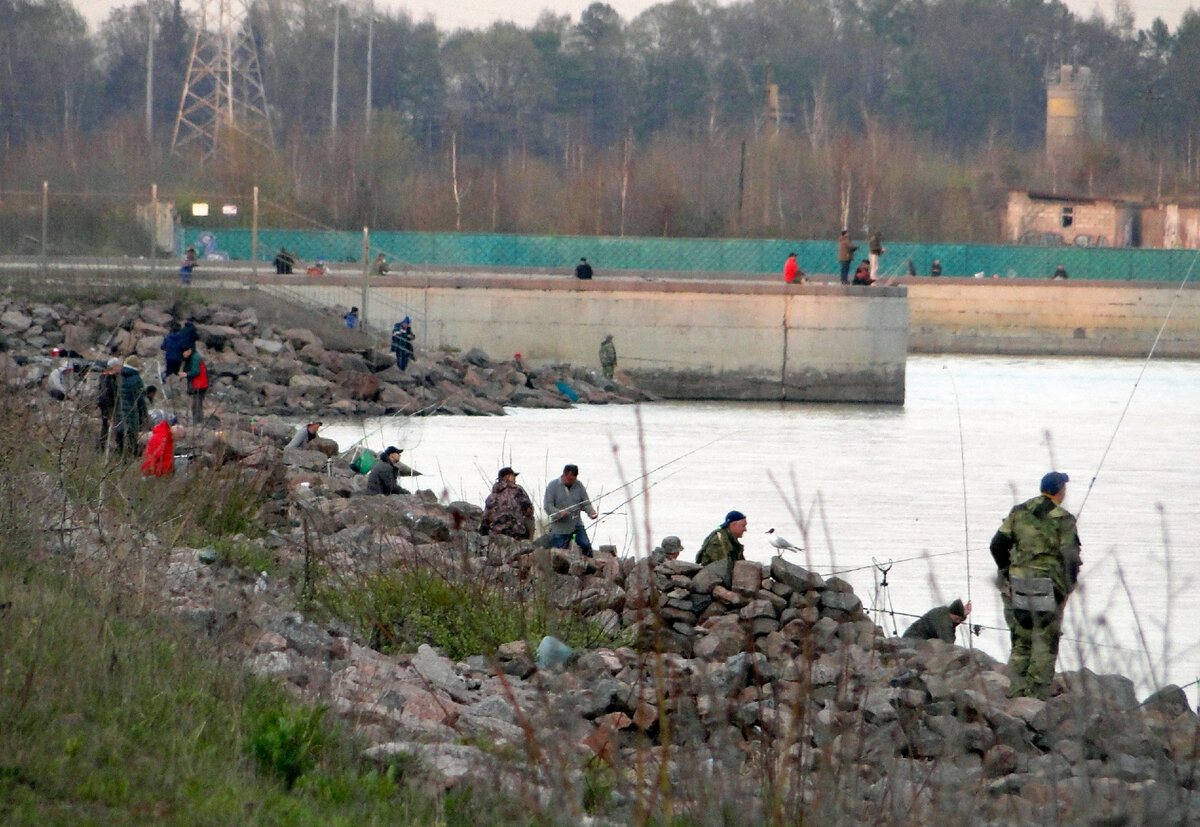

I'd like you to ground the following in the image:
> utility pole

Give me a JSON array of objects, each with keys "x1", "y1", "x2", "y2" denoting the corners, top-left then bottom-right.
[
  {"x1": 172, "y1": 0, "x2": 274, "y2": 158},
  {"x1": 331, "y1": 4, "x2": 340, "y2": 136},
  {"x1": 365, "y1": 4, "x2": 374, "y2": 137}
]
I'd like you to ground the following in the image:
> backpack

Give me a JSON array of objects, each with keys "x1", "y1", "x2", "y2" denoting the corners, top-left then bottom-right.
[{"x1": 190, "y1": 360, "x2": 209, "y2": 391}]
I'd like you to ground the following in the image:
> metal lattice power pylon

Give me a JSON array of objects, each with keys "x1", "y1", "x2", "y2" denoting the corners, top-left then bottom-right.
[{"x1": 171, "y1": 0, "x2": 274, "y2": 158}]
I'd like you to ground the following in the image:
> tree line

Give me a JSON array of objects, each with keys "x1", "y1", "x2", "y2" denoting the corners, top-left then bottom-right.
[{"x1": 3, "y1": 0, "x2": 1200, "y2": 245}]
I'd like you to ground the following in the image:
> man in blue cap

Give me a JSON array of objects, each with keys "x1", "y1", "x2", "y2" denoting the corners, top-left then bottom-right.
[
  {"x1": 990, "y1": 471, "x2": 1082, "y2": 699},
  {"x1": 697, "y1": 510, "x2": 747, "y2": 569}
]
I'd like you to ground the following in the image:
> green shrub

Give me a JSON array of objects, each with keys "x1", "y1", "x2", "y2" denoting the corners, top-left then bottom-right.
[{"x1": 244, "y1": 682, "x2": 329, "y2": 789}]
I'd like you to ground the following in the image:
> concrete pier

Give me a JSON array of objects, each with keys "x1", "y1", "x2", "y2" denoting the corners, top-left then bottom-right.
[{"x1": 293, "y1": 274, "x2": 910, "y2": 404}]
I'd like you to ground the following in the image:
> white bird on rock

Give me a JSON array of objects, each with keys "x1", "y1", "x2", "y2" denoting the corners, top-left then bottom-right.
[{"x1": 766, "y1": 528, "x2": 802, "y2": 552}]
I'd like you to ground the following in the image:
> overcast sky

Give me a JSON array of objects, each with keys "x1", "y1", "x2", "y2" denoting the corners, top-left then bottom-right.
[{"x1": 73, "y1": 0, "x2": 1196, "y2": 36}]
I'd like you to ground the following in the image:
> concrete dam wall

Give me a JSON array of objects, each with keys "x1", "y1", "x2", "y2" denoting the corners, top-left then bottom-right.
[{"x1": 280, "y1": 274, "x2": 910, "y2": 404}]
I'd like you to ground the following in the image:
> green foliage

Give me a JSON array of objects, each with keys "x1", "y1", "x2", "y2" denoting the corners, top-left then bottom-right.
[
  {"x1": 325, "y1": 564, "x2": 625, "y2": 662},
  {"x1": 213, "y1": 537, "x2": 278, "y2": 576},
  {"x1": 244, "y1": 682, "x2": 329, "y2": 788}
]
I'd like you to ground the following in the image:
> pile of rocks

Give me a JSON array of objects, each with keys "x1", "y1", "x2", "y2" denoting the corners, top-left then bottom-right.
[
  {"x1": 143, "y1": 476, "x2": 1200, "y2": 823},
  {"x1": 0, "y1": 298, "x2": 652, "y2": 417}
]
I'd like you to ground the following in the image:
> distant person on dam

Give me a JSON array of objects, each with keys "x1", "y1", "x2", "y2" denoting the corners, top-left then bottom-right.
[
  {"x1": 930, "y1": 259, "x2": 943, "y2": 277},
  {"x1": 599, "y1": 334, "x2": 617, "y2": 380},
  {"x1": 1052, "y1": 263, "x2": 1069, "y2": 280},
  {"x1": 868, "y1": 230, "x2": 885, "y2": 278},
  {"x1": 837, "y1": 230, "x2": 858, "y2": 284},
  {"x1": 575, "y1": 257, "x2": 594, "y2": 280},
  {"x1": 852, "y1": 260, "x2": 875, "y2": 286},
  {"x1": 783, "y1": 252, "x2": 806, "y2": 284},
  {"x1": 990, "y1": 470, "x2": 1082, "y2": 700}
]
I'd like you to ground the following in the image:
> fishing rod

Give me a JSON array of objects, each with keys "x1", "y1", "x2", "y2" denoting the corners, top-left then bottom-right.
[
  {"x1": 1076, "y1": 252, "x2": 1200, "y2": 520},
  {"x1": 944, "y1": 364, "x2": 973, "y2": 643},
  {"x1": 547, "y1": 427, "x2": 746, "y2": 528}
]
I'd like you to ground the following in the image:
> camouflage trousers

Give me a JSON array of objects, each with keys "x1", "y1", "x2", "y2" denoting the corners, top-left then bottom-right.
[{"x1": 1005, "y1": 604, "x2": 1064, "y2": 700}]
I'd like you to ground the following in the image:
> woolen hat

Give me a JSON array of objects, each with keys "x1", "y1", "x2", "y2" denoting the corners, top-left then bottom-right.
[
  {"x1": 723, "y1": 510, "x2": 746, "y2": 526},
  {"x1": 1040, "y1": 471, "x2": 1069, "y2": 495},
  {"x1": 949, "y1": 598, "x2": 965, "y2": 617}
]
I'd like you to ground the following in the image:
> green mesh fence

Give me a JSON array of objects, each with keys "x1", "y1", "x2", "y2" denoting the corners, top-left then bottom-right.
[{"x1": 185, "y1": 227, "x2": 1200, "y2": 283}]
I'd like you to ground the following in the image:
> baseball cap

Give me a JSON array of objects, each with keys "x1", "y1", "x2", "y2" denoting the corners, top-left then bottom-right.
[{"x1": 1040, "y1": 471, "x2": 1070, "y2": 495}]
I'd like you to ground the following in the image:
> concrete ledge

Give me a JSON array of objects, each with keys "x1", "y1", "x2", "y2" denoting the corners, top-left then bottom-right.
[
  {"x1": 290, "y1": 275, "x2": 909, "y2": 404},
  {"x1": 900, "y1": 277, "x2": 1200, "y2": 357}
]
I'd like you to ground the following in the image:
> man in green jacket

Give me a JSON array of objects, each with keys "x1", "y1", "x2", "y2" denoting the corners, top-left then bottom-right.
[
  {"x1": 697, "y1": 510, "x2": 747, "y2": 569},
  {"x1": 902, "y1": 598, "x2": 971, "y2": 643},
  {"x1": 990, "y1": 471, "x2": 1082, "y2": 699},
  {"x1": 598, "y1": 335, "x2": 617, "y2": 380}
]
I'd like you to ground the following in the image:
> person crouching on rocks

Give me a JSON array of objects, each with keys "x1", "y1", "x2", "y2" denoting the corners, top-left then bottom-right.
[
  {"x1": 366, "y1": 446, "x2": 409, "y2": 495},
  {"x1": 480, "y1": 466, "x2": 535, "y2": 540},
  {"x1": 696, "y1": 510, "x2": 747, "y2": 585},
  {"x1": 902, "y1": 598, "x2": 972, "y2": 643},
  {"x1": 651, "y1": 536, "x2": 683, "y2": 566}
]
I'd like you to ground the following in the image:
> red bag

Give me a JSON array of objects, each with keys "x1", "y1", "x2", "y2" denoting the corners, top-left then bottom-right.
[
  {"x1": 141, "y1": 421, "x2": 175, "y2": 477},
  {"x1": 190, "y1": 360, "x2": 209, "y2": 391}
]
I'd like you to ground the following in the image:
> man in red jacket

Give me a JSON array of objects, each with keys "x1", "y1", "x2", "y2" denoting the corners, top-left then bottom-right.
[{"x1": 783, "y1": 252, "x2": 806, "y2": 284}]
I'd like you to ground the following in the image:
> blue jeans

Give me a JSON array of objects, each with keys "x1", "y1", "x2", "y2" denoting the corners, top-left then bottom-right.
[
  {"x1": 550, "y1": 525, "x2": 593, "y2": 557},
  {"x1": 839, "y1": 261, "x2": 851, "y2": 284}
]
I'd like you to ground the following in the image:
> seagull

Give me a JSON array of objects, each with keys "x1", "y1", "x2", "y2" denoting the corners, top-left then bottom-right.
[{"x1": 766, "y1": 528, "x2": 802, "y2": 552}]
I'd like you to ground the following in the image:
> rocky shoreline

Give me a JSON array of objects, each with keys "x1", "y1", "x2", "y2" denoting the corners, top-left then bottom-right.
[{"x1": 7, "y1": 294, "x2": 1200, "y2": 823}]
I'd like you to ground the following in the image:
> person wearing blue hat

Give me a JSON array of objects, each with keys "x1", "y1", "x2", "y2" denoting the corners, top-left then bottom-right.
[
  {"x1": 390, "y1": 317, "x2": 415, "y2": 371},
  {"x1": 696, "y1": 510, "x2": 748, "y2": 575},
  {"x1": 990, "y1": 470, "x2": 1082, "y2": 699}
]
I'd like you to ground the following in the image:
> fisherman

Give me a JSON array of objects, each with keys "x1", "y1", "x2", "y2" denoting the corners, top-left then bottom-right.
[
  {"x1": 365, "y1": 446, "x2": 409, "y2": 495},
  {"x1": 344, "y1": 307, "x2": 359, "y2": 329},
  {"x1": 836, "y1": 230, "x2": 857, "y2": 284},
  {"x1": 902, "y1": 598, "x2": 972, "y2": 643},
  {"x1": 868, "y1": 229, "x2": 885, "y2": 279},
  {"x1": 575, "y1": 257, "x2": 594, "y2": 280},
  {"x1": 650, "y1": 535, "x2": 683, "y2": 566},
  {"x1": 990, "y1": 471, "x2": 1082, "y2": 699},
  {"x1": 544, "y1": 463, "x2": 598, "y2": 557},
  {"x1": 391, "y1": 318, "x2": 415, "y2": 371},
  {"x1": 479, "y1": 466, "x2": 535, "y2": 540},
  {"x1": 599, "y1": 334, "x2": 617, "y2": 380},
  {"x1": 783, "y1": 252, "x2": 806, "y2": 284},
  {"x1": 112, "y1": 356, "x2": 149, "y2": 458},
  {"x1": 287, "y1": 420, "x2": 323, "y2": 449},
  {"x1": 697, "y1": 510, "x2": 747, "y2": 572}
]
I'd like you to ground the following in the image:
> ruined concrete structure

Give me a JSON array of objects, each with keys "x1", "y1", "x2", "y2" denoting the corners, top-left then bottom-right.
[{"x1": 1046, "y1": 64, "x2": 1103, "y2": 162}]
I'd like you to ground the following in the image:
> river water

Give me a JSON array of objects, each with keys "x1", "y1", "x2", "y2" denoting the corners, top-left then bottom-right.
[{"x1": 323, "y1": 355, "x2": 1200, "y2": 704}]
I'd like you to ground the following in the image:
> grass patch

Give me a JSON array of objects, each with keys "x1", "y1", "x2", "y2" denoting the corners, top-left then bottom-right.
[{"x1": 322, "y1": 563, "x2": 630, "y2": 661}]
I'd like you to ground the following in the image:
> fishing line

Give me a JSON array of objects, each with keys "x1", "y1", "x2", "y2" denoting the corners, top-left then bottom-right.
[
  {"x1": 944, "y1": 365, "x2": 973, "y2": 618},
  {"x1": 1077, "y1": 253, "x2": 1200, "y2": 520}
]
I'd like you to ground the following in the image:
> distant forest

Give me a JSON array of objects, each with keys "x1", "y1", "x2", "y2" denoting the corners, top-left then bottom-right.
[{"x1": 3, "y1": 0, "x2": 1200, "y2": 243}]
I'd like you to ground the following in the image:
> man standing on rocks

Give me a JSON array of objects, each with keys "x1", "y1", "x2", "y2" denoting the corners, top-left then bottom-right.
[
  {"x1": 902, "y1": 598, "x2": 972, "y2": 643},
  {"x1": 480, "y1": 467, "x2": 535, "y2": 540},
  {"x1": 599, "y1": 334, "x2": 617, "y2": 380},
  {"x1": 697, "y1": 510, "x2": 747, "y2": 568},
  {"x1": 391, "y1": 318, "x2": 415, "y2": 372},
  {"x1": 990, "y1": 471, "x2": 1082, "y2": 699},
  {"x1": 544, "y1": 464, "x2": 598, "y2": 557}
]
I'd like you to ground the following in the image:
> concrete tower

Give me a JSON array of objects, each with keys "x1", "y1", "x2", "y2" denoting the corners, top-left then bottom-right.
[{"x1": 1046, "y1": 64, "x2": 1103, "y2": 162}]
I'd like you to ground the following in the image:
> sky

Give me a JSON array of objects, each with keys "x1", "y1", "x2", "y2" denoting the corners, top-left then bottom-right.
[{"x1": 73, "y1": 0, "x2": 1196, "y2": 35}]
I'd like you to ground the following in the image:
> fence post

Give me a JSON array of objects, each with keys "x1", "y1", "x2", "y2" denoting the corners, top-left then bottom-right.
[
  {"x1": 251, "y1": 185, "x2": 259, "y2": 286},
  {"x1": 361, "y1": 226, "x2": 370, "y2": 330},
  {"x1": 40, "y1": 181, "x2": 48, "y2": 274}
]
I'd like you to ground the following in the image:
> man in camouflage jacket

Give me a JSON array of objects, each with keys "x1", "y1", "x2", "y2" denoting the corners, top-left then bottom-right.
[
  {"x1": 481, "y1": 467, "x2": 535, "y2": 540},
  {"x1": 990, "y1": 471, "x2": 1082, "y2": 699}
]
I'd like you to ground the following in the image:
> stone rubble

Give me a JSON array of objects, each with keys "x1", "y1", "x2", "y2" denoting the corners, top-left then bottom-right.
[{"x1": 12, "y1": 293, "x2": 1200, "y2": 823}]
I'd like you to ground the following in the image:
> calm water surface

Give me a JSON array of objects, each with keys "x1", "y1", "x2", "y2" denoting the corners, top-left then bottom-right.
[{"x1": 324, "y1": 355, "x2": 1200, "y2": 702}]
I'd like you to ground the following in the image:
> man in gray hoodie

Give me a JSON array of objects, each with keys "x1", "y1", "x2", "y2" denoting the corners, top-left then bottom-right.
[{"x1": 543, "y1": 464, "x2": 598, "y2": 556}]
